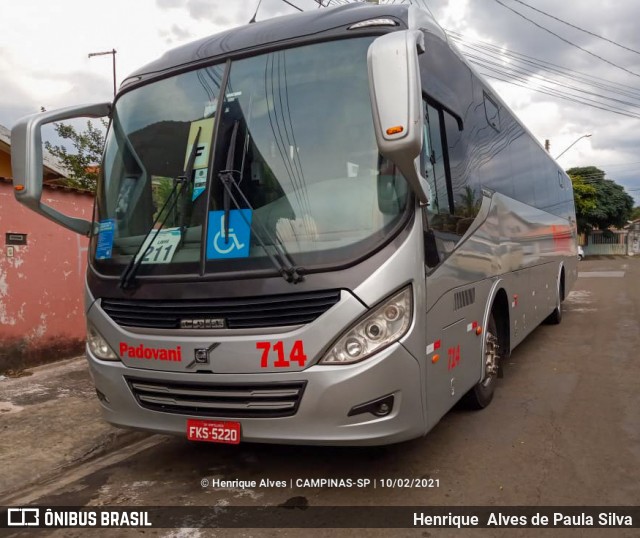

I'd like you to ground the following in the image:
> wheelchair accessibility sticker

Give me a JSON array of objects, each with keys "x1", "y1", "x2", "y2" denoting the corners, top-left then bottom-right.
[{"x1": 206, "y1": 209, "x2": 252, "y2": 259}]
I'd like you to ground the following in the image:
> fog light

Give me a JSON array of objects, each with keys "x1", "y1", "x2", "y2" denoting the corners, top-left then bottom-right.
[{"x1": 348, "y1": 394, "x2": 395, "y2": 418}]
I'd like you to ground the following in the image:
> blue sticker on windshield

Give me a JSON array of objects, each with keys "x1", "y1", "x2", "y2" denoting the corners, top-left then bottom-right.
[
  {"x1": 96, "y1": 219, "x2": 115, "y2": 260},
  {"x1": 206, "y1": 210, "x2": 252, "y2": 259},
  {"x1": 192, "y1": 168, "x2": 207, "y2": 201}
]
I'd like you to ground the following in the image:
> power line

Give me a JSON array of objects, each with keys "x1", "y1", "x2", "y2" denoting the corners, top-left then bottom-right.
[
  {"x1": 490, "y1": 0, "x2": 640, "y2": 79},
  {"x1": 510, "y1": 0, "x2": 640, "y2": 57},
  {"x1": 448, "y1": 30, "x2": 640, "y2": 98},
  {"x1": 281, "y1": 0, "x2": 303, "y2": 11},
  {"x1": 446, "y1": 30, "x2": 640, "y2": 120},
  {"x1": 473, "y1": 59, "x2": 640, "y2": 118},
  {"x1": 461, "y1": 49, "x2": 640, "y2": 115},
  {"x1": 296, "y1": 2, "x2": 640, "y2": 132},
  {"x1": 477, "y1": 70, "x2": 640, "y2": 120},
  {"x1": 449, "y1": 32, "x2": 640, "y2": 102},
  {"x1": 466, "y1": 53, "x2": 640, "y2": 112}
]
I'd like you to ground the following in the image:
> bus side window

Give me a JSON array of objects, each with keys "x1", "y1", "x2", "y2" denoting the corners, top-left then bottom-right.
[
  {"x1": 483, "y1": 91, "x2": 500, "y2": 132},
  {"x1": 421, "y1": 113, "x2": 438, "y2": 214},
  {"x1": 444, "y1": 110, "x2": 480, "y2": 233},
  {"x1": 423, "y1": 101, "x2": 457, "y2": 240}
]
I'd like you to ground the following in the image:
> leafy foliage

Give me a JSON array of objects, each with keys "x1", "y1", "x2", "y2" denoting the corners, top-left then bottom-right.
[
  {"x1": 44, "y1": 119, "x2": 107, "y2": 192},
  {"x1": 456, "y1": 185, "x2": 481, "y2": 218},
  {"x1": 567, "y1": 166, "x2": 634, "y2": 232},
  {"x1": 631, "y1": 206, "x2": 640, "y2": 221},
  {"x1": 568, "y1": 174, "x2": 597, "y2": 233}
]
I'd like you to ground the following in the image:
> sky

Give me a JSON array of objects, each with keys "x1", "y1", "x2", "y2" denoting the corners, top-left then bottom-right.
[{"x1": 1, "y1": 0, "x2": 639, "y2": 205}]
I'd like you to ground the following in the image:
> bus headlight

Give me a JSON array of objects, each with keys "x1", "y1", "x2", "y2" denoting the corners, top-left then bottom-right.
[
  {"x1": 320, "y1": 286, "x2": 412, "y2": 365},
  {"x1": 87, "y1": 325, "x2": 119, "y2": 361}
]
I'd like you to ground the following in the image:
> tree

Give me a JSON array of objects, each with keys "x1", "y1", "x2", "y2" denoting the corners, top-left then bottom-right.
[
  {"x1": 456, "y1": 185, "x2": 481, "y2": 218},
  {"x1": 44, "y1": 116, "x2": 107, "y2": 192},
  {"x1": 631, "y1": 206, "x2": 640, "y2": 221},
  {"x1": 567, "y1": 166, "x2": 634, "y2": 232},
  {"x1": 568, "y1": 174, "x2": 597, "y2": 232}
]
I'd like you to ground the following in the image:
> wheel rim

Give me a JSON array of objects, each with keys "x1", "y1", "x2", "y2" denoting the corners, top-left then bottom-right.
[
  {"x1": 556, "y1": 277, "x2": 563, "y2": 313},
  {"x1": 482, "y1": 327, "x2": 499, "y2": 388}
]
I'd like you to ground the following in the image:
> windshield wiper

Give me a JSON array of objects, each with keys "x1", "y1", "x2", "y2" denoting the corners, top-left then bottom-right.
[
  {"x1": 119, "y1": 127, "x2": 202, "y2": 290},
  {"x1": 222, "y1": 122, "x2": 239, "y2": 246},
  {"x1": 218, "y1": 121, "x2": 303, "y2": 284}
]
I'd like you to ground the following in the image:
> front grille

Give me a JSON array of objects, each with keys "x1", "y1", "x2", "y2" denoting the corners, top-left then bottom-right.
[
  {"x1": 126, "y1": 377, "x2": 307, "y2": 418},
  {"x1": 101, "y1": 289, "x2": 341, "y2": 330}
]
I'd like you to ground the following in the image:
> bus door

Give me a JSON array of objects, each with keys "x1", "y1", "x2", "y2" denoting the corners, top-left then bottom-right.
[{"x1": 422, "y1": 101, "x2": 482, "y2": 425}]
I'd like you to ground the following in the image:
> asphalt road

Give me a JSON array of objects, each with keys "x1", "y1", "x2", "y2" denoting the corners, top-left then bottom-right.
[{"x1": 1, "y1": 257, "x2": 639, "y2": 537}]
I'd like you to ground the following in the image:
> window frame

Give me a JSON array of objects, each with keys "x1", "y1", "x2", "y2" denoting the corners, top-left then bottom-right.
[
  {"x1": 483, "y1": 91, "x2": 501, "y2": 133},
  {"x1": 422, "y1": 98, "x2": 456, "y2": 216}
]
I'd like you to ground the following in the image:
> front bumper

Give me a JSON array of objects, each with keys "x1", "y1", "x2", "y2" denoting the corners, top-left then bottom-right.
[{"x1": 87, "y1": 342, "x2": 425, "y2": 446}]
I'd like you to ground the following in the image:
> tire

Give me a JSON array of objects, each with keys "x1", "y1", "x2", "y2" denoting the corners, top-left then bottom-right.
[
  {"x1": 463, "y1": 312, "x2": 500, "y2": 409},
  {"x1": 544, "y1": 275, "x2": 564, "y2": 325}
]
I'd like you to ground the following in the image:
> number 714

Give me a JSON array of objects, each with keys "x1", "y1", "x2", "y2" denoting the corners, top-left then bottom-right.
[{"x1": 256, "y1": 340, "x2": 307, "y2": 368}]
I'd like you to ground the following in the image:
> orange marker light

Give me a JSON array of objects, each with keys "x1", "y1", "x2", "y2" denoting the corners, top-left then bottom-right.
[
  {"x1": 14, "y1": 185, "x2": 25, "y2": 192},
  {"x1": 476, "y1": 326, "x2": 483, "y2": 336},
  {"x1": 386, "y1": 125, "x2": 404, "y2": 135},
  {"x1": 432, "y1": 354, "x2": 440, "y2": 364}
]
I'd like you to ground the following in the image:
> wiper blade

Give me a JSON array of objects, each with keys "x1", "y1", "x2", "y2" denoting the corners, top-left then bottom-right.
[
  {"x1": 118, "y1": 179, "x2": 183, "y2": 289},
  {"x1": 119, "y1": 127, "x2": 202, "y2": 290},
  {"x1": 217, "y1": 120, "x2": 303, "y2": 283},
  {"x1": 218, "y1": 170, "x2": 304, "y2": 284},
  {"x1": 218, "y1": 172, "x2": 304, "y2": 284},
  {"x1": 222, "y1": 122, "x2": 240, "y2": 246}
]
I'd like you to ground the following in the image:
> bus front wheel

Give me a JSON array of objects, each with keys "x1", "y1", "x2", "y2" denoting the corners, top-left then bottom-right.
[{"x1": 464, "y1": 312, "x2": 501, "y2": 409}]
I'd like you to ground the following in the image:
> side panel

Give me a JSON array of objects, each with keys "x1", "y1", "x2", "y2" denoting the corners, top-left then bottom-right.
[
  {"x1": 423, "y1": 191, "x2": 575, "y2": 429},
  {"x1": 411, "y1": 28, "x2": 577, "y2": 429}
]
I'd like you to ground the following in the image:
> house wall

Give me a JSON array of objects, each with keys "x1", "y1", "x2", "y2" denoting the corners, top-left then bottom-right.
[
  {"x1": 0, "y1": 180, "x2": 94, "y2": 370},
  {"x1": 0, "y1": 149, "x2": 11, "y2": 177}
]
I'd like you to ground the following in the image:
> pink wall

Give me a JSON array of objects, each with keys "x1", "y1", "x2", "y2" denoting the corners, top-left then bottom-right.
[{"x1": 0, "y1": 179, "x2": 94, "y2": 370}]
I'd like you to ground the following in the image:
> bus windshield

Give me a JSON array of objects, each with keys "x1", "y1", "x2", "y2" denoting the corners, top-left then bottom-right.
[{"x1": 93, "y1": 37, "x2": 409, "y2": 278}]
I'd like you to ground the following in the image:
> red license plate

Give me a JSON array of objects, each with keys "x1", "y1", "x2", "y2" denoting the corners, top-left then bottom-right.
[{"x1": 187, "y1": 419, "x2": 241, "y2": 444}]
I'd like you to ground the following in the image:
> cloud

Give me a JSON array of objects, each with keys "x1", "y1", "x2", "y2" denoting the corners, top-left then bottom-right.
[
  {"x1": 1, "y1": 0, "x2": 638, "y2": 204},
  {"x1": 427, "y1": 0, "x2": 640, "y2": 204},
  {"x1": 159, "y1": 24, "x2": 195, "y2": 45},
  {"x1": 154, "y1": 0, "x2": 314, "y2": 25},
  {"x1": 156, "y1": 0, "x2": 185, "y2": 8}
]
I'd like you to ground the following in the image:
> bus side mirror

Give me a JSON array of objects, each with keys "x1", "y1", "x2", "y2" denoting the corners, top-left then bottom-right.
[
  {"x1": 368, "y1": 30, "x2": 430, "y2": 205},
  {"x1": 11, "y1": 102, "x2": 111, "y2": 236}
]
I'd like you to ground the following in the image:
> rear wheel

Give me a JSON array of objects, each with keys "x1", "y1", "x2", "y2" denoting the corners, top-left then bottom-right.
[
  {"x1": 464, "y1": 312, "x2": 500, "y2": 409},
  {"x1": 544, "y1": 275, "x2": 564, "y2": 325}
]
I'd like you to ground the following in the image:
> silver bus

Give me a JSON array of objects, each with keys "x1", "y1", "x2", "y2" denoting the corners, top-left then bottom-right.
[{"x1": 12, "y1": 4, "x2": 577, "y2": 445}]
